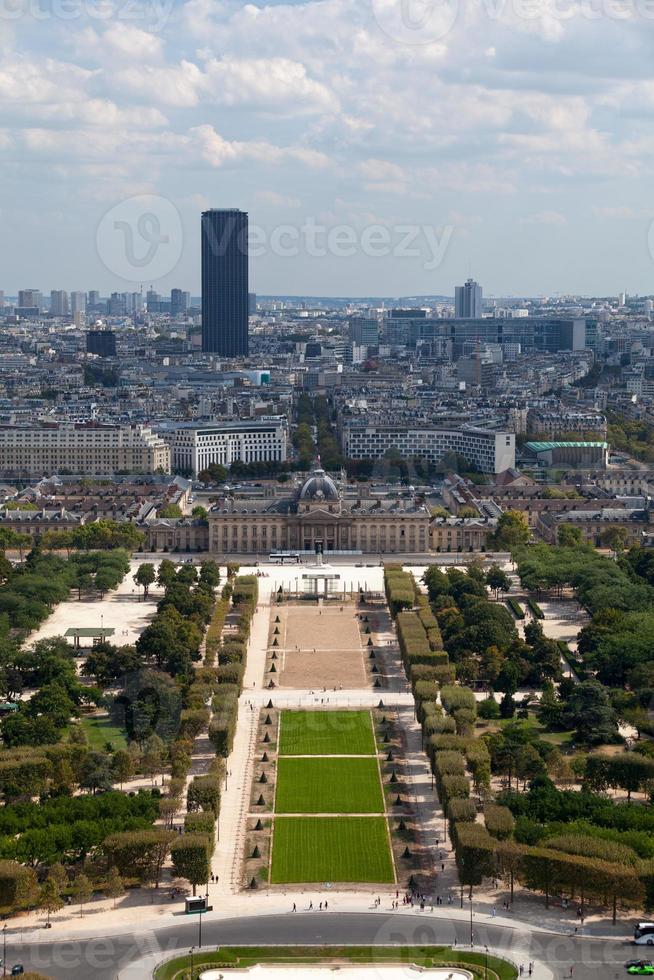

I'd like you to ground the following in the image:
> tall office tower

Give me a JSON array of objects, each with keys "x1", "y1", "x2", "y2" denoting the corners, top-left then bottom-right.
[
  {"x1": 87, "y1": 290, "x2": 101, "y2": 309},
  {"x1": 50, "y1": 290, "x2": 69, "y2": 316},
  {"x1": 201, "y1": 209, "x2": 249, "y2": 356},
  {"x1": 454, "y1": 278, "x2": 483, "y2": 318},
  {"x1": 70, "y1": 291, "x2": 86, "y2": 315},
  {"x1": 18, "y1": 289, "x2": 41, "y2": 310},
  {"x1": 248, "y1": 292, "x2": 257, "y2": 315},
  {"x1": 171, "y1": 288, "x2": 189, "y2": 316},
  {"x1": 0, "y1": 291, "x2": 4, "y2": 309}
]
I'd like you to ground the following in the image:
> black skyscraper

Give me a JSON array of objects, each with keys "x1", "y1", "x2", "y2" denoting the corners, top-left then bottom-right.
[{"x1": 201, "y1": 209, "x2": 249, "y2": 356}]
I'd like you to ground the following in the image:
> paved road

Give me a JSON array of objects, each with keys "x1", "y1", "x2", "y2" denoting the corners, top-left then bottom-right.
[{"x1": 4, "y1": 912, "x2": 637, "y2": 979}]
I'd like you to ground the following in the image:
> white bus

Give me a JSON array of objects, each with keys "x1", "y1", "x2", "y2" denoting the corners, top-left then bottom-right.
[
  {"x1": 269, "y1": 552, "x2": 300, "y2": 564},
  {"x1": 634, "y1": 923, "x2": 654, "y2": 944}
]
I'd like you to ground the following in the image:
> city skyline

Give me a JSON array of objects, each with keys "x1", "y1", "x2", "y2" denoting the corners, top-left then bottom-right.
[{"x1": 4, "y1": 1, "x2": 654, "y2": 296}]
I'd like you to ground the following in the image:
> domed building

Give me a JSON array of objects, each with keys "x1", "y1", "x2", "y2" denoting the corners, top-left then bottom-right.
[{"x1": 204, "y1": 460, "x2": 430, "y2": 556}]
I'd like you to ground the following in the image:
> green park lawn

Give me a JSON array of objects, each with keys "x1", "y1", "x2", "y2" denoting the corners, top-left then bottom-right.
[
  {"x1": 270, "y1": 817, "x2": 395, "y2": 883},
  {"x1": 275, "y1": 757, "x2": 384, "y2": 813},
  {"x1": 155, "y1": 945, "x2": 517, "y2": 980},
  {"x1": 78, "y1": 714, "x2": 128, "y2": 750},
  {"x1": 278, "y1": 709, "x2": 376, "y2": 756}
]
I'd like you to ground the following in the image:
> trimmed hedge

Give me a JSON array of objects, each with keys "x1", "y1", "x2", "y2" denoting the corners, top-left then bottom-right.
[
  {"x1": 507, "y1": 597, "x2": 525, "y2": 620},
  {"x1": 485, "y1": 804, "x2": 516, "y2": 841},
  {"x1": 447, "y1": 798, "x2": 478, "y2": 823}
]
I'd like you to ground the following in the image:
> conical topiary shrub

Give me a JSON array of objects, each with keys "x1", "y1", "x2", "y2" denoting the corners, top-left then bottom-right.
[
  {"x1": 254, "y1": 818, "x2": 263, "y2": 830},
  {"x1": 398, "y1": 819, "x2": 406, "y2": 832},
  {"x1": 263, "y1": 732, "x2": 271, "y2": 743},
  {"x1": 378, "y1": 700, "x2": 384, "y2": 709},
  {"x1": 402, "y1": 846, "x2": 411, "y2": 859},
  {"x1": 271, "y1": 651, "x2": 278, "y2": 660},
  {"x1": 374, "y1": 678, "x2": 382, "y2": 688},
  {"x1": 386, "y1": 750, "x2": 393, "y2": 761},
  {"x1": 272, "y1": 637, "x2": 279, "y2": 646},
  {"x1": 268, "y1": 680, "x2": 276, "y2": 688},
  {"x1": 383, "y1": 732, "x2": 389, "y2": 742},
  {"x1": 269, "y1": 663, "x2": 277, "y2": 673},
  {"x1": 259, "y1": 772, "x2": 268, "y2": 784},
  {"x1": 275, "y1": 615, "x2": 281, "y2": 623},
  {"x1": 371, "y1": 664, "x2": 379, "y2": 674},
  {"x1": 368, "y1": 650, "x2": 376, "y2": 659},
  {"x1": 394, "y1": 794, "x2": 402, "y2": 806},
  {"x1": 256, "y1": 794, "x2": 265, "y2": 805},
  {"x1": 367, "y1": 637, "x2": 373, "y2": 646},
  {"x1": 390, "y1": 770, "x2": 398, "y2": 783},
  {"x1": 266, "y1": 699, "x2": 274, "y2": 708},
  {"x1": 261, "y1": 752, "x2": 269, "y2": 762},
  {"x1": 265, "y1": 714, "x2": 272, "y2": 725},
  {"x1": 251, "y1": 845, "x2": 261, "y2": 858},
  {"x1": 250, "y1": 877, "x2": 258, "y2": 889},
  {"x1": 273, "y1": 627, "x2": 280, "y2": 635}
]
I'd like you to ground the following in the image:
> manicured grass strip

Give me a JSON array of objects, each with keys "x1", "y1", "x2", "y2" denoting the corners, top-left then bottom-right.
[
  {"x1": 78, "y1": 715, "x2": 127, "y2": 750},
  {"x1": 271, "y1": 817, "x2": 394, "y2": 883},
  {"x1": 275, "y1": 757, "x2": 384, "y2": 813},
  {"x1": 154, "y1": 945, "x2": 517, "y2": 980},
  {"x1": 279, "y1": 709, "x2": 376, "y2": 756}
]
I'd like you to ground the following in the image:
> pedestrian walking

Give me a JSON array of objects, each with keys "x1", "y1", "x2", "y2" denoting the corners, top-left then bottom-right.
[
  {"x1": 292, "y1": 903, "x2": 296, "y2": 912},
  {"x1": 309, "y1": 901, "x2": 313, "y2": 910}
]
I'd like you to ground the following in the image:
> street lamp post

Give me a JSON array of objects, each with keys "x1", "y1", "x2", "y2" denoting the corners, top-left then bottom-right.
[
  {"x1": 189, "y1": 945, "x2": 195, "y2": 980},
  {"x1": 484, "y1": 945, "x2": 489, "y2": 979},
  {"x1": 3, "y1": 924, "x2": 6, "y2": 977},
  {"x1": 469, "y1": 894, "x2": 473, "y2": 946},
  {"x1": 198, "y1": 909, "x2": 203, "y2": 948}
]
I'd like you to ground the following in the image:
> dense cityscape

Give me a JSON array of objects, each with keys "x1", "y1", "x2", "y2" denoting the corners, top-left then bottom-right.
[{"x1": 1, "y1": 204, "x2": 654, "y2": 980}]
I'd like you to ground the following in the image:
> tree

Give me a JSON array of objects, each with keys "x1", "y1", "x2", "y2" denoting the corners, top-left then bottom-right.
[
  {"x1": 111, "y1": 749, "x2": 134, "y2": 788},
  {"x1": 601, "y1": 526, "x2": 629, "y2": 554},
  {"x1": 486, "y1": 565, "x2": 511, "y2": 597},
  {"x1": 142, "y1": 734, "x2": 164, "y2": 785},
  {"x1": 170, "y1": 835, "x2": 211, "y2": 895},
  {"x1": 489, "y1": 511, "x2": 530, "y2": 553},
  {"x1": 103, "y1": 868, "x2": 125, "y2": 908},
  {"x1": 158, "y1": 503, "x2": 183, "y2": 519},
  {"x1": 134, "y1": 563, "x2": 155, "y2": 600},
  {"x1": 39, "y1": 876, "x2": 63, "y2": 925},
  {"x1": 104, "y1": 829, "x2": 176, "y2": 889},
  {"x1": 563, "y1": 680, "x2": 619, "y2": 746},
  {"x1": 70, "y1": 873, "x2": 93, "y2": 917},
  {"x1": 157, "y1": 558, "x2": 177, "y2": 589},
  {"x1": 191, "y1": 506, "x2": 208, "y2": 519},
  {"x1": 198, "y1": 463, "x2": 228, "y2": 484},
  {"x1": 79, "y1": 751, "x2": 114, "y2": 794},
  {"x1": 557, "y1": 525, "x2": 583, "y2": 548}
]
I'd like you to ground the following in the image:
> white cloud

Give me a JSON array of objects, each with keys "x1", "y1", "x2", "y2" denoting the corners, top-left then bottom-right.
[
  {"x1": 522, "y1": 210, "x2": 568, "y2": 225},
  {"x1": 592, "y1": 206, "x2": 637, "y2": 220},
  {"x1": 255, "y1": 190, "x2": 302, "y2": 208}
]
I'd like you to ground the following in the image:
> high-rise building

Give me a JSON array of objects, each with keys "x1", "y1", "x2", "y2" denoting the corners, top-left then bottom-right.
[
  {"x1": 87, "y1": 290, "x2": 101, "y2": 309},
  {"x1": 50, "y1": 290, "x2": 69, "y2": 316},
  {"x1": 70, "y1": 291, "x2": 86, "y2": 315},
  {"x1": 171, "y1": 288, "x2": 189, "y2": 316},
  {"x1": 18, "y1": 289, "x2": 41, "y2": 311},
  {"x1": 349, "y1": 317, "x2": 379, "y2": 347},
  {"x1": 454, "y1": 279, "x2": 483, "y2": 318},
  {"x1": 201, "y1": 209, "x2": 249, "y2": 357},
  {"x1": 249, "y1": 292, "x2": 257, "y2": 315},
  {"x1": 86, "y1": 329, "x2": 117, "y2": 358},
  {"x1": 0, "y1": 291, "x2": 4, "y2": 309}
]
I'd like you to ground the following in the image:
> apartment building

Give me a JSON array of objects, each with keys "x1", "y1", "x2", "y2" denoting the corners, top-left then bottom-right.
[
  {"x1": 341, "y1": 423, "x2": 515, "y2": 474},
  {"x1": 165, "y1": 419, "x2": 288, "y2": 477},
  {"x1": 0, "y1": 423, "x2": 171, "y2": 477}
]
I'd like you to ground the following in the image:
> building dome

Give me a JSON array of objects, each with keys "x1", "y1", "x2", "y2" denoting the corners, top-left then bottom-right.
[{"x1": 299, "y1": 464, "x2": 339, "y2": 502}]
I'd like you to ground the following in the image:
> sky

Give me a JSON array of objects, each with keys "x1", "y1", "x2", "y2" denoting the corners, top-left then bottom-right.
[{"x1": 3, "y1": 0, "x2": 654, "y2": 297}]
